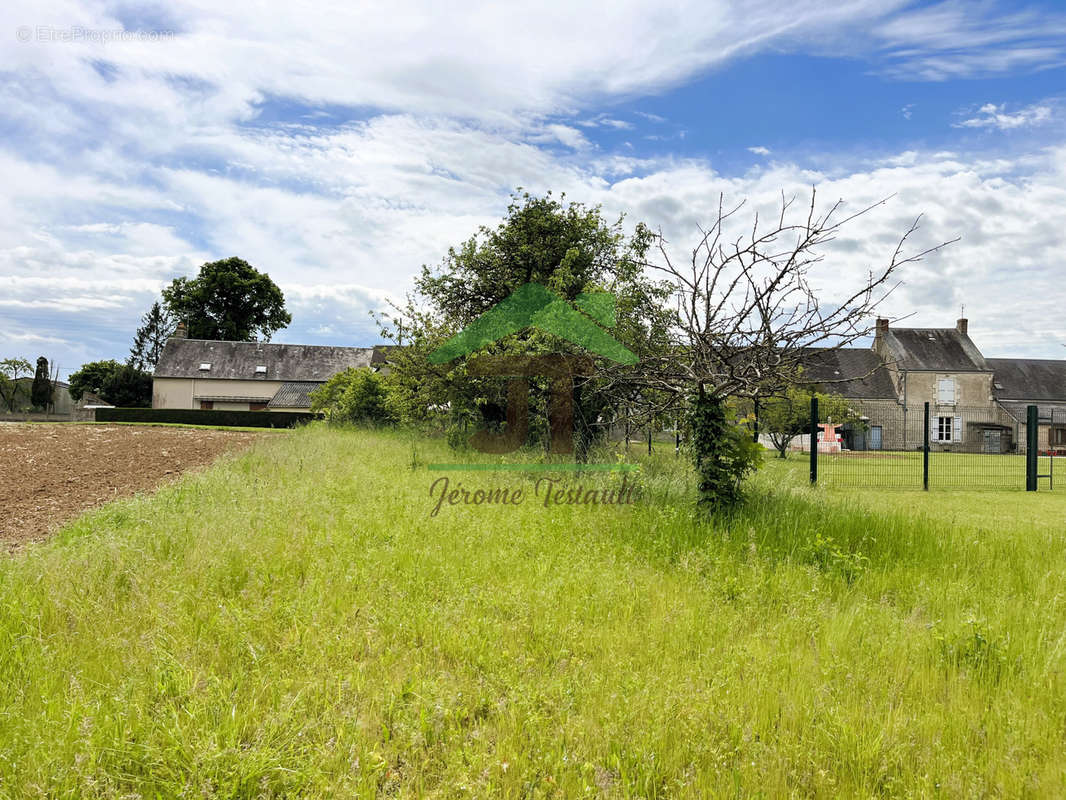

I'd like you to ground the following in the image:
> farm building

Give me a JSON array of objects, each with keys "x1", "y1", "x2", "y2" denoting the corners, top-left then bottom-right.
[
  {"x1": 152, "y1": 329, "x2": 386, "y2": 412},
  {"x1": 807, "y1": 318, "x2": 1066, "y2": 454}
]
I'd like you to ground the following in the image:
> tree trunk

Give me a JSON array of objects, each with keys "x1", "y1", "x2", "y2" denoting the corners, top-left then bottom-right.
[{"x1": 687, "y1": 385, "x2": 738, "y2": 511}]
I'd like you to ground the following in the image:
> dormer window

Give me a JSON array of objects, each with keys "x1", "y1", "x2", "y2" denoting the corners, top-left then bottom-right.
[
  {"x1": 255, "y1": 365, "x2": 267, "y2": 375},
  {"x1": 199, "y1": 363, "x2": 211, "y2": 371}
]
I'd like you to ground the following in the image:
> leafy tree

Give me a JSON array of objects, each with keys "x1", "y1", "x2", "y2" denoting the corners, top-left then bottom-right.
[
  {"x1": 379, "y1": 191, "x2": 673, "y2": 457},
  {"x1": 757, "y1": 386, "x2": 856, "y2": 459},
  {"x1": 129, "y1": 301, "x2": 174, "y2": 370},
  {"x1": 68, "y1": 360, "x2": 120, "y2": 402},
  {"x1": 101, "y1": 364, "x2": 153, "y2": 407},
  {"x1": 310, "y1": 368, "x2": 392, "y2": 425},
  {"x1": 0, "y1": 357, "x2": 32, "y2": 412},
  {"x1": 69, "y1": 360, "x2": 152, "y2": 407},
  {"x1": 30, "y1": 356, "x2": 53, "y2": 411},
  {"x1": 162, "y1": 257, "x2": 292, "y2": 341}
]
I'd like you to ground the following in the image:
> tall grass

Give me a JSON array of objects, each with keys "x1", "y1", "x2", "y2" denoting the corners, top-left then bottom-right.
[{"x1": 0, "y1": 425, "x2": 1064, "y2": 797}]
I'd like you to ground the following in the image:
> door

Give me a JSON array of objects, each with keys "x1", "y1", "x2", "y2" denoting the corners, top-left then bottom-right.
[
  {"x1": 983, "y1": 429, "x2": 1001, "y2": 454},
  {"x1": 869, "y1": 425, "x2": 882, "y2": 450}
]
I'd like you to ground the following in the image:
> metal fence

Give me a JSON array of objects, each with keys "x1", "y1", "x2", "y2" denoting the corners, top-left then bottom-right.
[{"x1": 807, "y1": 399, "x2": 1066, "y2": 491}]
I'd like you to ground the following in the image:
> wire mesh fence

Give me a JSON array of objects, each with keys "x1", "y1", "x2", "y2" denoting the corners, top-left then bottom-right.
[{"x1": 802, "y1": 400, "x2": 1066, "y2": 491}]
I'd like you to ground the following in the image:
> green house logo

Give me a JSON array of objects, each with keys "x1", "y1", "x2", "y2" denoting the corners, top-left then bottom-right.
[
  {"x1": 428, "y1": 282, "x2": 637, "y2": 365},
  {"x1": 426, "y1": 283, "x2": 637, "y2": 458}
]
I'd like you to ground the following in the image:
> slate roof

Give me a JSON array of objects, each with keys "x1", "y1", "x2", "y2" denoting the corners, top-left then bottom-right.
[
  {"x1": 997, "y1": 400, "x2": 1066, "y2": 424},
  {"x1": 879, "y1": 327, "x2": 988, "y2": 372},
  {"x1": 155, "y1": 339, "x2": 376, "y2": 381},
  {"x1": 798, "y1": 348, "x2": 897, "y2": 399},
  {"x1": 267, "y1": 381, "x2": 321, "y2": 409},
  {"x1": 986, "y1": 358, "x2": 1066, "y2": 401}
]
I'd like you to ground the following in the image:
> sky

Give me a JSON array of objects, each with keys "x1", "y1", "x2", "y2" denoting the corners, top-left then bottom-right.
[{"x1": 3, "y1": 0, "x2": 1066, "y2": 379}]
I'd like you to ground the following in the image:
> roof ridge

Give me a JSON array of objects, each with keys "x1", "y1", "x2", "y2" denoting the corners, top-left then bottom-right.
[
  {"x1": 171, "y1": 339, "x2": 383, "y2": 348},
  {"x1": 987, "y1": 356, "x2": 1066, "y2": 364}
]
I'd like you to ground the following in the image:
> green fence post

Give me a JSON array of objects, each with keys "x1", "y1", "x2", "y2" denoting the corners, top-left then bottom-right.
[
  {"x1": 647, "y1": 427, "x2": 652, "y2": 455},
  {"x1": 1027, "y1": 405, "x2": 1038, "y2": 491},
  {"x1": 809, "y1": 396, "x2": 818, "y2": 485},
  {"x1": 923, "y1": 401, "x2": 930, "y2": 491}
]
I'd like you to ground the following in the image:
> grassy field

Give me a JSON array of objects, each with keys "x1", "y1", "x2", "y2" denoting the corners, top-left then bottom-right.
[{"x1": 1, "y1": 426, "x2": 1065, "y2": 797}]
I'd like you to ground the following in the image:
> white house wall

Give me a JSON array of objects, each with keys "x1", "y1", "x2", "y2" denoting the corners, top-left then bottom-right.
[{"x1": 152, "y1": 377, "x2": 285, "y2": 410}]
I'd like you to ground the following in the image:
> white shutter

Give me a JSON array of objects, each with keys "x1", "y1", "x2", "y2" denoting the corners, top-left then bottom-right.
[
  {"x1": 954, "y1": 416, "x2": 962, "y2": 442},
  {"x1": 938, "y1": 378, "x2": 956, "y2": 404}
]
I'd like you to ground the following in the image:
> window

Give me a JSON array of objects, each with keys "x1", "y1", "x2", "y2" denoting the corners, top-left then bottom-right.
[
  {"x1": 199, "y1": 362, "x2": 211, "y2": 371},
  {"x1": 937, "y1": 416, "x2": 953, "y2": 442},
  {"x1": 255, "y1": 365, "x2": 267, "y2": 375},
  {"x1": 1053, "y1": 428, "x2": 1066, "y2": 446},
  {"x1": 200, "y1": 400, "x2": 214, "y2": 410},
  {"x1": 937, "y1": 378, "x2": 956, "y2": 404},
  {"x1": 250, "y1": 402, "x2": 268, "y2": 411}
]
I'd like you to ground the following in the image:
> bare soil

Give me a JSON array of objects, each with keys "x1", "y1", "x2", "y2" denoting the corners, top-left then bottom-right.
[{"x1": 0, "y1": 424, "x2": 262, "y2": 548}]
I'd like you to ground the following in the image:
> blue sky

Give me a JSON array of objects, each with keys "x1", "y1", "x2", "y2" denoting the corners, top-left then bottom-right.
[{"x1": 2, "y1": 0, "x2": 1066, "y2": 378}]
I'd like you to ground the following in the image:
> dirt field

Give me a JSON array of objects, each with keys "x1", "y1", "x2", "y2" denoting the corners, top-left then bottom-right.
[{"x1": 0, "y1": 424, "x2": 263, "y2": 548}]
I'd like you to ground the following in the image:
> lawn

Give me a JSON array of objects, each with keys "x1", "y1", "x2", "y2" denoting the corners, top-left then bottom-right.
[{"x1": 1, "y1": 425, "x2": 1064, "y2": 797}]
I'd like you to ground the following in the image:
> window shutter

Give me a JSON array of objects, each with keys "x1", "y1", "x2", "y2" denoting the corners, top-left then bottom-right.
[{"x1": 954, "y1": 416, "x2": 962, "y2": 442}]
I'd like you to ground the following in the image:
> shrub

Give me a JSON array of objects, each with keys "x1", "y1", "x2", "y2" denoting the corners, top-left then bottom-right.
[
  {"x1": 686, "y1": 388, "x2": 763, "y2": 512},
  {"x1": 310, "y1": 368, "x2": 392, "y2": 425}
]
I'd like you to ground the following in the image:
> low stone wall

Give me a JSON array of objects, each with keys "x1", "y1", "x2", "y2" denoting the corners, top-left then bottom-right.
[{"x1": 0, "y1": 412, "x2": 73, "y2": 423}]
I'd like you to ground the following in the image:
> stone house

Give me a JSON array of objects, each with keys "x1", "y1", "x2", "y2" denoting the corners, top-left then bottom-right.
[{"x1": 807, "y1": 318, "x2": 1066, "y2": 453}]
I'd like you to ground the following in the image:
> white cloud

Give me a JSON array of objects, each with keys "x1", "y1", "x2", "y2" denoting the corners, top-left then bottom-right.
[
  {"x1": 870, "y1": 0, "x2": 1066, "y2": 80},
  {"x1": 955, "y1": 102, "x2": 1054, "y2": 130},
  {"x1": 748, "y1": 146, "x2": 771, "y2": 156},
  {"x1": 528, "y1": 124, "x2": 593, "y2": 150},
  {"x1": 4, "y1": 0, "x2": 1066, "y2": 376}
]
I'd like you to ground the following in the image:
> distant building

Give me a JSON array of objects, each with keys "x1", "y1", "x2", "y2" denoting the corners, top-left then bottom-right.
[
  {"x1": 5, "y1": 377, "x2": 81, "y2": 417},
  {"x1": 804, "y1": 317, "x2": 1066, "y2": 453},
  {"x1": 152, "y1": 328, "x2": 386, "y2": 412}
]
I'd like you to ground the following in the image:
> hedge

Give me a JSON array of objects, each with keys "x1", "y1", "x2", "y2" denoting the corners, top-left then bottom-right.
[{"x1": 94, "y1": 408, "x2": 317, "y2": 428}]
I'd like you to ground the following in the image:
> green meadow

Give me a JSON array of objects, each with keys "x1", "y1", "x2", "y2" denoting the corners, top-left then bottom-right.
[{"x1": 2, "y1": 425, "x2": 1065, "y2": 797}]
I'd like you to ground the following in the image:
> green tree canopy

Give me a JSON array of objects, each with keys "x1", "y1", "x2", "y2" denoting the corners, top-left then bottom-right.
[
  {"x1": 69, "y1": 360, "x2": 152, "y2": 407},
  {"x1": 309, "y1": 368, "x2": 392, "y2": 425},
  {"x1": 756, "y1": 386, "x2": 857, "y2": 459},
  {"x1": 162, "y1": 257, "x2": 292, "y2": 341},
  {"x1": 68, "y1": 360, "x2": 118, "y2": 402},
  {"x1": 380, "y1": 191, "x2": 673, "y2": 456},
  {"x1": 0, "y1": 357, "x2": 32, "y2": 412}
]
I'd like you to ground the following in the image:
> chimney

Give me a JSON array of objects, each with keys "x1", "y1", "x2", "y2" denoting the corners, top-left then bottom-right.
[
  {"x1": 875, "y1": 317, "x2": 889, "y2": 337},
  {"x1": 956, "y1": 318, "x2": 968, "y2": 336},
  {"x1": 172, "y1": 320, "x2": 187, "y2": 340}
]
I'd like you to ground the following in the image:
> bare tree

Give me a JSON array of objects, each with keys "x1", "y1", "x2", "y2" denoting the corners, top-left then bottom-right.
[{"x1": 640, "y1": 189, "x2": 955, "y2": 508}]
